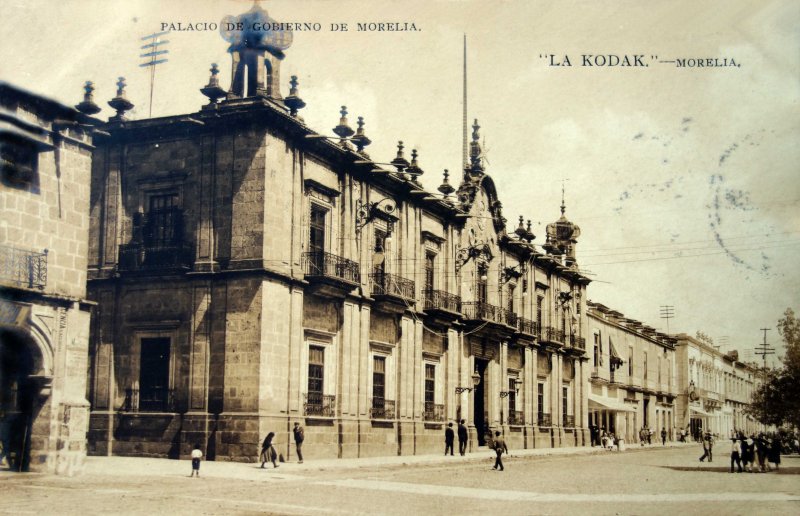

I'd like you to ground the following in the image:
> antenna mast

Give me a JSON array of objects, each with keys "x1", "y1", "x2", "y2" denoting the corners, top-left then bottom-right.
[
  {"x1": 462, "y1": 34, "x2": 468, "y2": 170},
  {"x1": 140, "y1": 31, "x2": 170, "y2": 118}
]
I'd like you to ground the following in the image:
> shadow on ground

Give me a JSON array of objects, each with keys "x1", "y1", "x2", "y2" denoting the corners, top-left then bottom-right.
[{"x1": 661, "y1": 465, "x2": 800, "y2": 475}]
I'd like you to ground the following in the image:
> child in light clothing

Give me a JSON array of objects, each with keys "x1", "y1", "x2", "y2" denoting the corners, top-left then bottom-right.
[{"x1": 190, "y1": 444, "x2": 203, "y2": 477}]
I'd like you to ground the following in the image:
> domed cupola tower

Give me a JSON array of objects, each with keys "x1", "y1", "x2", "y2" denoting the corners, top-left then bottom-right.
[
  {"x1": 221, "y1": 3, "x2": 293, "y2": 100},
  {"x1": 543, "y1": 187, "x2": 581, "y2": 267}
]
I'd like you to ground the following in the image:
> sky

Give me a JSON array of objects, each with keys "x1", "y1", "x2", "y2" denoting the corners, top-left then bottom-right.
[{"x1": 1, "y1": 0, "x2": 798, "y2": 365}]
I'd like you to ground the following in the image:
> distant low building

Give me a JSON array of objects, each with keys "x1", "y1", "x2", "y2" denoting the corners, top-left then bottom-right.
[
  {"x1": 0, "y1": 82, "x2": 96, "y2": 474},
  {"x1": 674, "y1": 334, "x2": 764, "y2": 438}
]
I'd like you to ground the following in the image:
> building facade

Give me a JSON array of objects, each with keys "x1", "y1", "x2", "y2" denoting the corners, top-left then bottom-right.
[
  {"x1": 0, "y1": 83, "x2": 96, "y2": 474},
  {"x1": 84, "y1": 4, "x2": 592, "y2": 462},
  {"x1": 674, "y1": 334, "x2": 764, "y2": 439},
  {"x1": 586, "y1": 302, "x2": 677, "y2": 444}
]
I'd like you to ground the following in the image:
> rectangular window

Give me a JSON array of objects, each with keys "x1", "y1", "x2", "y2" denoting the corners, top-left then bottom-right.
[
  {"x1": 145, "y1": 193, "x2": 181, "y2": 246},
  {"x1": 643, "y1": 351, "x2": 648, "y2": 382},
  {"x1": 373, "y1": 227, "x2": 387, "y2": 274},
  {"x1": 507, "y1": 284, "x2": 515, "y2": 313},
  {"x1": 508, "y1": 377, "x2": 517, "y2": 414},
  {"x1": 536, "y1": 296, "x2": 543, "y2": 330},
  {"x1": 477, "y1": 265, "x2": 488, "y2": 304},
  {"x1": 537, "y1": 383, "x2": 544, "y2": 418},
  {"x1": 373, "y1": 356, "x2": 386, "y2": 403},
  {"x1": 0, "y1": 139, "x2": 38, "y2": 187},
  {"x1": 424, "y1": 364, "x2": 435, "y2": 404},
  {"x1": 562, "y1": 386, "x2": 568, "y2": 425},
  {"x1": 308, "y1": 345, "x2": 325, "y2": 397},
  {"x1": 628, "y1": 346, "x2": 634, "y2": 376},
  {"x1": 424, "y1": 252, "x2": 435, "y2": 292},
  {"x1": 658, "y1": 356, "x2": 662, "y2": 385},
  {"x1": 139, "y1": 337, "x2": 170, "y2": 411},
  {"x1": 309, "y1": 205, "x2": 327, "y2": 254}
]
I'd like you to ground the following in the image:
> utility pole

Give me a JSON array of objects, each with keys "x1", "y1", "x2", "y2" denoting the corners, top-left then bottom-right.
[
  {"x1": 659, "y1": 305, "x2": 675, "y2": 334},
  {"x1": 754, "y1": 328, "x2": 775, "y2": 430}
]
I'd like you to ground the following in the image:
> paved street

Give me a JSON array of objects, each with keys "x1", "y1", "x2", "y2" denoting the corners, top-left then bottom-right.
[{"x1": 1, "y1": 445, "x2": 798, "y2": 515}]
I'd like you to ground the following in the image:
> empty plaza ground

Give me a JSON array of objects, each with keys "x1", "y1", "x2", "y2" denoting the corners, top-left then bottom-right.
[{"x1": 1, "y1": 444, "x2": 798, "y2": 515}]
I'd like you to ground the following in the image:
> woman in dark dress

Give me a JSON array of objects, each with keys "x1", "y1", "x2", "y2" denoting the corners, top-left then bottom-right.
[
  {"x1": 260, "y1": 432, "x2": 278, "y2": 468},
  {"x1": 767, "y1": 437, "x2": 782, "y2": 471}
]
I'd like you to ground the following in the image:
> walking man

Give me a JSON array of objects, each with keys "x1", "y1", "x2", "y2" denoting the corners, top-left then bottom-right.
[
  {"x1": 699, "y1": 432, "x2": 713, "y2": 462},
  {"x1": 493, "y1": 431, "x2": 508, "y2": 471},
  {"x1": 661, "y1": 427, "x2": 667, "y2": 446},
  {"x1": 444, "y1": 422, "x2": 455, "y2": 456},
  {"x1": 293, "y1": 422, "x2": 304, "y2": 464},
  {"x1": 457, "y1": 419, "x2": 468, "y2": 456}
]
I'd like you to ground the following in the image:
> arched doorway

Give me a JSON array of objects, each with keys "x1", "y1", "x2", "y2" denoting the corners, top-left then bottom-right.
[{"x1": 0, "y1": 329, "x2": 41, "y2": 471}]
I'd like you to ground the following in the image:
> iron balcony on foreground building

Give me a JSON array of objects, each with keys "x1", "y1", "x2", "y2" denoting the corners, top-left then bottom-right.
[
  {"x1": 118, "y1": 243, "x2": 193, "y2": 272},
  {"x1": 508, "y1": 410, "x2": 524, "y2": 426},
  {"x1": 422, "y1": 289, "x2": 461, "y2": 314},
  {"x1": 516, "y1": 317, "x2": 539, "y2": 338},
  {"x1": 370, "y1": 398, "x2": 396, "y2": 420},
  {"x1": 0, "y1": 244, "x2": 47, "y2": 289},
  {"x1": 304, "y1": 393, "x2": 336, "y2": 417},
  {"x1": 462, "y1": 301, "x2": 517, "y2": 328},
  {"x1": 302, "y1": 251, "x2": 361, "y2": 289},
  {"x1": 538, "y1": 412, "x2": 552, "y2": 427},
  {"x1": 121, "y1": 387, "x2": 176, "y2": 413},
  {"x1": 423, "y1": 402, "x2": 445, "y2": 422}
]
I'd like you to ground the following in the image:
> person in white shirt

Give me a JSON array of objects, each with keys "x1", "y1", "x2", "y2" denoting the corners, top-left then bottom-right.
[
  {"x1": 190, "y1": 443, "x2": 203, "y2": 477},
  {"x1": 730, "y1": 438, "x2": 742, "y2": 473}
]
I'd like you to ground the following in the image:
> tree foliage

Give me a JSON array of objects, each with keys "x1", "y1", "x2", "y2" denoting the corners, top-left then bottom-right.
[{"x1": 747, "y1": 308, "x2": 800, "y2": 428}]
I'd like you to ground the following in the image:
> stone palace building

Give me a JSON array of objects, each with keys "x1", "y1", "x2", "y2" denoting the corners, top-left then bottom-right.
[
  {"x1": 83, "y1": 4, "x2": 592, "y2": 462},
  {"x1": 0, "y1": 82, "x2": 96, "y2": 474}
]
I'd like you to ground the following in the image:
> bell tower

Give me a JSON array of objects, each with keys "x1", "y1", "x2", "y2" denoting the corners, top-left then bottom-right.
[{"x1": 220, "y1": 3, "x2": 293, "y2": 100}]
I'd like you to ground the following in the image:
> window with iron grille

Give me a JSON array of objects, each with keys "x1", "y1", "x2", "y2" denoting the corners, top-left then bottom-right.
[
  {"x1": 373, "y1": 355, "x2": 386, "y2": 404},
  {"x1": 537, "y1": 382, "x2": 544, "y2": 419},
  {"x1": 145, "y1": 193, "x2": 181, "y2": 246},
  {"x1": 424, "y1": 363, "x2": 435, "y2": 405},
  {"x1": 424, "y1": 252, "x2": 435, "y2": 292},
  {"x1": 308, "y1": 346, "x2": 325, "y2": 397}
]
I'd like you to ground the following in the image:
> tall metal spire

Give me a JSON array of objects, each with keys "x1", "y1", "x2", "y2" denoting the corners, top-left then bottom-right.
[{"x1": 462, "y1": 34, "x2": 468, "y2": 170}]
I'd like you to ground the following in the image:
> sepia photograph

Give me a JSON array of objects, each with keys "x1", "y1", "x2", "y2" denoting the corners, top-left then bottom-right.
[{"x1": 0, "y1": 0, "x2": 798, "y2": 514}]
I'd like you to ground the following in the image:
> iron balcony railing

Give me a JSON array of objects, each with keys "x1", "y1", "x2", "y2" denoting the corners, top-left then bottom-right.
[
  {"x1": 122, "y1": 387, "x2": 176, "y2": 412},
  {"x1": 538, "y1": 412, "x2": 552, "y2": 427},
  {"x1": 0, "y1": 244, "x2": 47, "y2": 289},
  {"x1": 369, "y1": 271, "x2": 415, "y2": 299},
  {"x1": 564, "y1": 414, "x2": 576, "y2": 428},
  {"x1": 543, "y1": 327, "x2": 565, "y2": 344},
  {"x1": 302, "y1": 251, "x2": 360, "y2": 284},
  {"x1": 462, "y1": 301, "x2": 518, "y2": 327},
  {"x1": 569, "y1": 335, "x2": 586, "y2": 350},
  {"x1": 118, "y1": 243, "x2": 193, "y2": 272},
  {"x1": 370, "y1": 398, "x2": 396, "y2": 419},
  {"x1": 508, "y1": 410, "x2": 524, "y2": 426},
  {"x1": 422, "y1": 289, "x2": 461, "y2": 313},
  {"x1": 423, "y1": 402, "x2": 445, "y2": 422},
  {"x1": 517, "y1": 317, "x2": 539, "y2": 337},
  {"x1": 304, "y1": 392, "x2": 336, "y2": 418}
]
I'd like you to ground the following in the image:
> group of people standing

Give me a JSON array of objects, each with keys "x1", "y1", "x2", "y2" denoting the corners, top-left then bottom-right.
[{"x1": 728, "y1": 432, "x2": 782, "y2": 473}]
